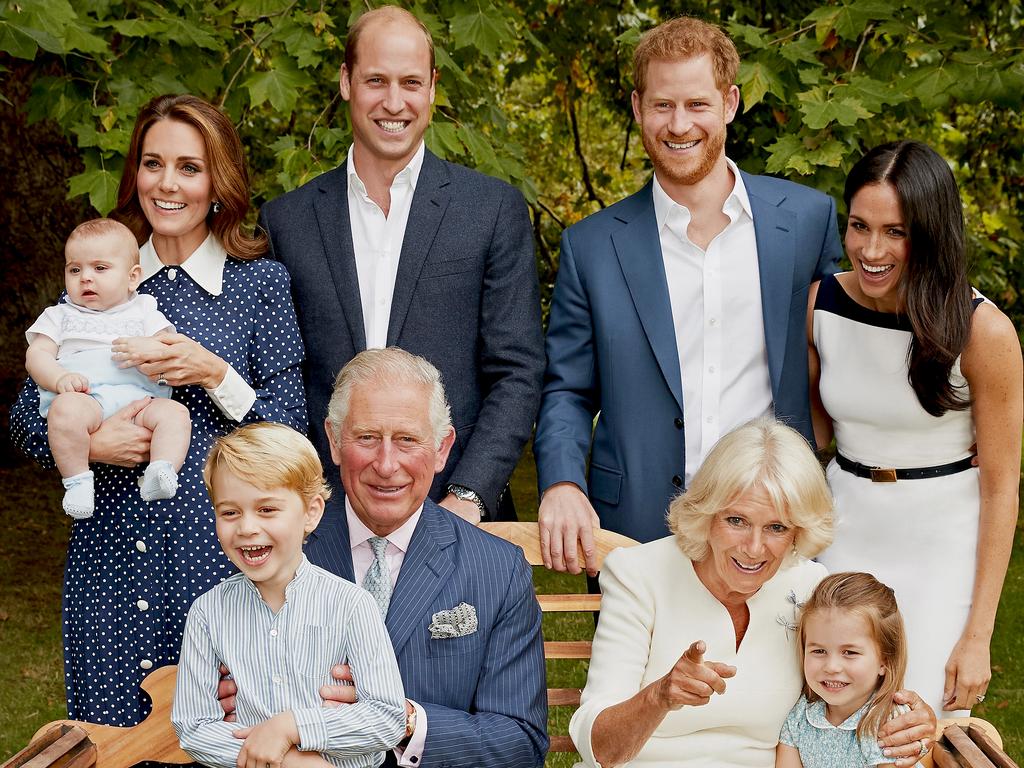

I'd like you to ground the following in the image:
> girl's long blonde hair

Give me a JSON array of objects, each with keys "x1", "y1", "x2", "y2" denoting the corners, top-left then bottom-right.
[{"x1": 798, "y1": 572, "x2": 908, "y2": 739}]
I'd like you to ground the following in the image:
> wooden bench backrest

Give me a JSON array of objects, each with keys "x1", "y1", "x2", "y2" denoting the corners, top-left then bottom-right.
[{"x1": 480, "y1": 521, "x2": 639, "y2": 753}]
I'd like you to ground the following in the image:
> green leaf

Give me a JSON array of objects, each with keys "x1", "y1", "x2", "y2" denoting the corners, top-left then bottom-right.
[
  {"x1": 15, "y1": 0, "x2": 77, "y2": 39},
  {"x1": 778, "y1": 37, "x2": 821, "y2": 67},
  {"x1": 901, "y1": 64, "x2": 959, "y2": 110},
  {"x1": 457, "y1": 124, "x2": 501, "y2": 176},
  {"x1": 276, "y1": 19, "x2": 327, "y2": 69},
  {"x1": 243, "y1": 57, "x2": 315, "y2": 112},
  {"x1": 426, "y1": 121, "x2": 462, "y2": 159},
  {"x1": 0, "y1": 21, "x2": 39, "y2": 58},
  {"x1": 847, "y1": 75, "x2": 909, "y2": 112},
  {"x1": 435, "y1": 46, "x2": 473, "y2": 86},
  {"x1": 764, "y1": 135, "x2": 808, "y2": 175},
  {"x1": 727, "y1": 22, "x2": 769, "y2": 50},
  {"x1": 798, "y1": 89, "x2": 872, "y2": 129},
  {"x1": 162, "y1": 17, "x2": 223, "y2": 51},
  {"x1": 72, "y1": 123, "x2": 130, "y2": 153},
  {"x1": 233, "y1": 0, "x2": 294, "y2": 19},
  {"x1": 738, "y1": 60, "x2": 786, "y2": 111},
  {"x1": 449, "y1": 10, "x2": 511, "y2": 58},
  {"x1": 107, "y1": 18, "x2": 162, "y2": 37},
  {"x1": 805, "y1": 139, "x2": 846, "y2": 168},
  {"x1": 805, "y1": 1, "x2": 895, "y2": 41},
  {"x1": 62, "y1": 22, "x2": 109, "y2": 55},
  {"x1": 68, "y1": 168, "x2": 120, "y2": 215}
]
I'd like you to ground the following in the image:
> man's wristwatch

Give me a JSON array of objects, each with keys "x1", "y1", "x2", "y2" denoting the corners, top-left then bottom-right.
[{"x1": 446, "y1": 484, "x2": 487, "y2": 520}]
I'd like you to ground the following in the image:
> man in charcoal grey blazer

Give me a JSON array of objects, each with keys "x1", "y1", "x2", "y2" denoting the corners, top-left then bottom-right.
[{"x1": 258, "y1": 7, "x2": 543, "y2": 524}]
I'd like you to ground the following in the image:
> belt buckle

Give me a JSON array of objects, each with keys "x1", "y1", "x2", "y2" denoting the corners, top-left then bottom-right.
[{"x1": 870, "y1": 467, "x2": 898, "y2": 483}]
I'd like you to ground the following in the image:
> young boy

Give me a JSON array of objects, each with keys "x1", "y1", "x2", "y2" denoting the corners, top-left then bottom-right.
[
  {"x1": 172, "y1": 422, "x2": 406, "y2": 768},
  {"x1": 25, "y1": 218, "x2": 191, "y2": 519}
]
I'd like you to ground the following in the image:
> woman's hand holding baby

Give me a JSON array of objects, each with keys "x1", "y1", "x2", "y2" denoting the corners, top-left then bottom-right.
[
  {"x1": 88, "y1": 398, "x2": 152, "y2": 467},
  {"x1": 113, "y1": 332, "x2": 228, "y2": 389},
  {"x1": 234, "y1": 710, "x2": 300, "y2": 768}
]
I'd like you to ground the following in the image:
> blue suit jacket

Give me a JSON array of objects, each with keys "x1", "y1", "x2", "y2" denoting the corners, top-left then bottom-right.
[
  {"x1": 258, "y1": 149, "x2": 544, "y2": 518},
  {"x1": 534, "y1": 173, "x2": 842, "y2": 542},
  {"x1": 304, "y1": 499, "x2": 548, "y2": 768}
]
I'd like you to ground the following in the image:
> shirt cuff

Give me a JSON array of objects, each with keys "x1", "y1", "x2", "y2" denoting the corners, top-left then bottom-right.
[
  {"x1": 395, "y1": 699, "x2": 427, "y2": 766},
  {"x1": 204, "y1": 364, "x2": 256, "y2": 422},
  {"x1": 293, "y1": 707, "x2": 329, "y2": 753}
]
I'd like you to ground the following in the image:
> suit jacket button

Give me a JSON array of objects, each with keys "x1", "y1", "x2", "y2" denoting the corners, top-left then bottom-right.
[
  {"x1": 674, "y1": 418, "x2": 683, "y2": 429},
  {"x1": 672, "y1": 475, "x2": 683, "y2": 487}
]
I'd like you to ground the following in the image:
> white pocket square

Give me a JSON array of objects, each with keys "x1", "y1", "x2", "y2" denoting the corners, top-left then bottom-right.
[{"x1": 428, "y1": 602, "x2": 478, "y2": 639}]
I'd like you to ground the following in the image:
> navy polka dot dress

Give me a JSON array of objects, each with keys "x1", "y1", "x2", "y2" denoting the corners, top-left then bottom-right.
[{"x1": 10, "y1": 253, "x2": 307, "y2": 726}]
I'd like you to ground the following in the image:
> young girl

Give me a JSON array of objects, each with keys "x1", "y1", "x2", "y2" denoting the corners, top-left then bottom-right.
[{"x1": 776, "y1": 572, "x2": 919, "y2": 767}]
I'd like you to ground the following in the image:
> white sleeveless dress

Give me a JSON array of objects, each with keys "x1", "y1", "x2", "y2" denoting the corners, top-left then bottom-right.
[{"x1": 814, "y1": 273, "x2": 979, "y2": 715}]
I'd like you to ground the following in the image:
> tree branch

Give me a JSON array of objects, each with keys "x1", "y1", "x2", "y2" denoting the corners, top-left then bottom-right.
[{"x1": 566, "y1": 83, "x2": 606, "y2": 209}]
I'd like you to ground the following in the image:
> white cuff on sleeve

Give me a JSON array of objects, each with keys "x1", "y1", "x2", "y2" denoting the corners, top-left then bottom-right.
[{"x1": 204, "y1": 365, "x2": 256, "y2": 422}]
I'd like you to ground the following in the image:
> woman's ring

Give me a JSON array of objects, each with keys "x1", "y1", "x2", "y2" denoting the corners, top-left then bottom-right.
[
  {"x1": 918, "y1": 739, "x2": 928, "y2": 757},
  {"x1": 976, "y1": 693, "x2": 986, "y2": 703},
  {"x1": 157, "y1": 375, "x2": 168, "y2": 387}
]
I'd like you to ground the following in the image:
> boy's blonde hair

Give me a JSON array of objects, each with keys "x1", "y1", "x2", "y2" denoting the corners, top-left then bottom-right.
[
  {"x1": 66, "y1": 218, "x2": 140, "y2": 266},
  {"x1": 798, "y1": 572, "x2": 908, "y2": 740},
  {"x1": 203, "y1": 422, "x2": 332, "y2": 503}
]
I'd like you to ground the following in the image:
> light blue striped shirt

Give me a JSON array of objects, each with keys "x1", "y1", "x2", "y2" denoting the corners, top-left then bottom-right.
[{"x1": 172, "y1": 556, "x2": 406, "y2": 768}]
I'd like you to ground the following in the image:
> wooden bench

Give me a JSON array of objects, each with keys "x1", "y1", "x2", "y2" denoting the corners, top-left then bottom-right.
[
  {"x1": 922, "y1": 717, "x2": 1017, "y2": 768},
  {"x1": 2, "y1": 664, "x2": 190, "y2": 768}
]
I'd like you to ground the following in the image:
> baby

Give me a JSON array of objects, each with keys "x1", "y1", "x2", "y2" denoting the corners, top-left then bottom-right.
[{"x1": 25, "y1": 218, "x2": 191, "y2": 519}]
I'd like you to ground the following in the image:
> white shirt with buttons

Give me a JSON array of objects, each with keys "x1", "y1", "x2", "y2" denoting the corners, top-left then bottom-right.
[
  {"x1": 652, "y1": 161, "x2": 773, "y2": 486},
  {"x1": 346, "y1": 143, "x2": 425, "y2": 349}
]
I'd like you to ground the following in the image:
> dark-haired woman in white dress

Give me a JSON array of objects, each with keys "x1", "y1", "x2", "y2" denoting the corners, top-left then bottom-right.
[{"x1": 809, "y1": 140, "x2": 1021, "y2": 716}]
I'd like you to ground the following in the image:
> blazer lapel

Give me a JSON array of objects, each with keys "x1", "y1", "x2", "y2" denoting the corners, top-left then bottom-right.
[
  {"x1": 314, "y1": 166, "x2": 366, "y2": 351},
  {"x1": 612, "y1": 184, "x2": 684, "y2": 412},
  {"x1": 387, "y1": 150, "x2": 451, "y2": 345},
  {"x1": 385, "y1": 501, "x2": 457, "y2": 655},
  {"x1": 744, "y1": 172, "x2": 796, "y2": 396}
]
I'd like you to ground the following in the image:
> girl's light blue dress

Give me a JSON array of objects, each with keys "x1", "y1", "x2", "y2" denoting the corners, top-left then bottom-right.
[{"x1": 779, "y1": 695, "x2": 898, "y2": 767}]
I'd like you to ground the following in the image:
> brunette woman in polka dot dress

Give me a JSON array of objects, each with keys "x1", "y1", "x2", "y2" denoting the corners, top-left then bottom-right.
[{"x1": 10, "y1": 94, "x2": 307, "y2": 726}]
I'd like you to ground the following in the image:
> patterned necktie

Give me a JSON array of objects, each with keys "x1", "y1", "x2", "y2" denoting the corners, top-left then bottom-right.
[{"x1": 362, "y1": 536, "x2": 392, "y2": 619}]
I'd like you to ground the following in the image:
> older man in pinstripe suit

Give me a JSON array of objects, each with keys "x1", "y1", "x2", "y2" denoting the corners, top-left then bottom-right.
[{"x1": 306, "y1": 348, "x2": 547, "y2": 768}]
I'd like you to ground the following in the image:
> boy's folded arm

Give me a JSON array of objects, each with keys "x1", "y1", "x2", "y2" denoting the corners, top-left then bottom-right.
[
  {"x1": 294, "y1": 596, "x2": 406, "y2": 757},
  {"x1": 172, "y1": 602, "x2": 248, "y2": 768}
]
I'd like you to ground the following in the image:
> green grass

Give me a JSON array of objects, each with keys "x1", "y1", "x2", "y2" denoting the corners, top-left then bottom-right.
[{"x1": 1, "y1": 452, "x2": 1021, "y2": 763}]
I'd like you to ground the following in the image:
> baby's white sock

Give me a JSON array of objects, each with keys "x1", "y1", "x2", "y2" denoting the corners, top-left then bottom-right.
[
  {"x1": 141, "y1": 460, "x2": 179, "y2": 502},
  {"x1": 62, "y1": 471, "x2": 95, "y2": 520}
]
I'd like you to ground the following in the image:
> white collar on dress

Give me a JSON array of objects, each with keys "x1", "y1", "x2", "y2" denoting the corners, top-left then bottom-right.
[
  {"x1": 804, "y1": 697, "x2": 870, "y2": 731},
  {"x1": 139, "y1": 232, "x2": 227, "y2": 296}
]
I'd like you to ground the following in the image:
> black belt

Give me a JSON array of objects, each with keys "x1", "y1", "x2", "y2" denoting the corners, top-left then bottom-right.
[{"x1": 835, "y1": 452, "x2": 975, "y2": 482}]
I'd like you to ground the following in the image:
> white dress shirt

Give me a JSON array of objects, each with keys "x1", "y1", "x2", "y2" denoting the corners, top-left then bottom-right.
[
  {"x1": 346, "y1": 498, "x2": 427, "y2": 766},
  {"x1": 652, "y1": 160, "x2": 773, "y2": 485},
  {"x1": 347, "y1": 142, "x2": 425, "y2": 349},
  {"x1": 139, "y1": 233, "x2": 256, "y2": 421}
]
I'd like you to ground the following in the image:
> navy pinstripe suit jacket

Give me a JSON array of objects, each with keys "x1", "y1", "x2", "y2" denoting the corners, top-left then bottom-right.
[{"x1": 305, "y1": 499, "x2": 548, "y2": 768}]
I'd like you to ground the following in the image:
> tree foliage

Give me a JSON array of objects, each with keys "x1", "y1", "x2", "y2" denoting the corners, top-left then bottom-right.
[{"x1": 1, "y1": 0, "x2": 1022, "y2": 325}]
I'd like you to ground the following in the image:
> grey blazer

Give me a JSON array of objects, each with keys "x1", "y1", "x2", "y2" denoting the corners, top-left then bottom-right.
[{"x1": 258, "y1": 149, "x2": 544, "y2": 518}]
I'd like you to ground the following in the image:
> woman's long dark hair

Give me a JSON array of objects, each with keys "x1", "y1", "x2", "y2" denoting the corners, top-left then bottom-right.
[
  {"x1": 845, "y1": 141, "x2": 973, "y2": 416},
  {"x1": 115, "y1": 94, "x2": 267, "y2": 260}
]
